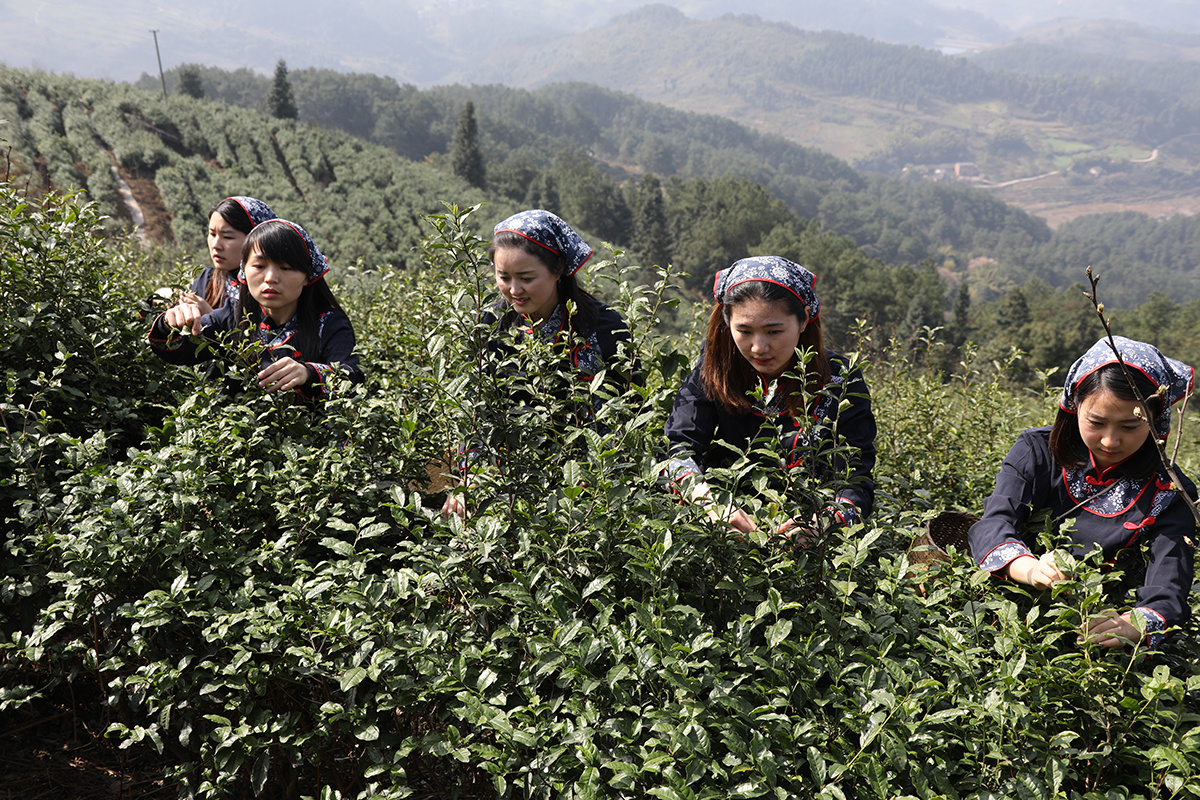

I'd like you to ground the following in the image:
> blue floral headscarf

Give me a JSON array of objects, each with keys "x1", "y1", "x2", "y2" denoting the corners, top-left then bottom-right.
[
  {"x1": 1061, "y1": 336, "x2": 1194, "y2": 439},
  {"x1": 494, "y1": 210, "x2": 593, "y2": 276},
  {"x1": 237, "y1": 219, "x2": 330, "y2": 286},
  {"x1": 226, "y1": 196, "x2": 277, "y2": 227},
  {"x1": 713, "y1": 256, "x2": 821, "y2": 320}
]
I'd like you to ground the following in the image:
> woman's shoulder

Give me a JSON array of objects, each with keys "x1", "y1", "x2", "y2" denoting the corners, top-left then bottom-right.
[
  {"x1": 1013, "y1": 426, "x2": 1053, "y2": 449},
  {"x1": 590, "y1": 300, "x2": 628, "y2": 333},
  {"x1": 1005, "y1": 426, "x2": 1054, "y2": 466},
  {"x1": 825, "y1": 350, "x2": 866, "y2": 383},
  {"x1": 189, "y1": 265, "x2": 217, "y2": 292}
]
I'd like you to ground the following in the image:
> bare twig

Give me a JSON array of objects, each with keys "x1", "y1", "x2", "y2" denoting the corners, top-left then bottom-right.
[
  {"x1": 1083, "y1": 267, "x2": 1200, "y2": 525},
  {"x1": 1171, "y1": 390, "x2": 1191, "y2": 465}
]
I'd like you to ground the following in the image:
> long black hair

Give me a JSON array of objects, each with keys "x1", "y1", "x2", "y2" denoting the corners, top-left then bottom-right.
[
  {"x1": 205, "y1": 198, "x2": 256, "y2": 309},
  {"x1": 1049, "y1": 363, "x2": 1164, "y2": 479},
  {"x1": 237, "y1": 222, "x2": 345, "y2": 362},
  {"x1": 488, "y1": 231, "x2": 601, "y2": 336}
]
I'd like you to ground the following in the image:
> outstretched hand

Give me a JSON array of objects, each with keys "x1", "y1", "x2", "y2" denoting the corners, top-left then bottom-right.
[
  {"x1": 1006, "y1": 551, "x2": 1068, "y2": 590},
  {"x1": 257, "y1": 357, "x2": 311, "y2": 393},
  {"x1": 775, "y1": 516, "x2": 819, "y2": 547},
  {"x1": 1080, "y1": 611, "x2": 1142, "y2": 648},
  {"x1": 442, "y1": 491, "x2": 467, "y2": 519},
  {"x1": 163, "y1": 303, "x2": 205, "y2": 337},
  {"x1": 715, "y1": 506, "x2": 757, "y2": 535}
]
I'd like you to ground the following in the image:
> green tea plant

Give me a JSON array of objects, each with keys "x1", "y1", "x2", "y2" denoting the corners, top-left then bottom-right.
[{"x1": 4, "y1": 183, "x2": 1200, "y2": 799}]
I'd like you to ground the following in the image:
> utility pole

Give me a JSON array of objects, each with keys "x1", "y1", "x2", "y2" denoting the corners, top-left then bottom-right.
[{"x1": 150, "y1": 29, "x2": 166, "y2": 98}]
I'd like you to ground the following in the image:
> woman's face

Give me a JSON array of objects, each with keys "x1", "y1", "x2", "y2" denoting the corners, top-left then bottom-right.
[
  {"x1": 244, "y1": 247, "x2": 308, "y2": 324},
  {"x1": 207, "y1": 211, "x2": 247, "y2": 273},
  {"x1": 494, "y1": 246, "x2": 560, "y2": 323},
  {"x1": 1077, "y1": 388, "x2": 1152, "y2": 469},
  {"x1": 728, "y1": 295, "x2": 806, "y2": 380}
]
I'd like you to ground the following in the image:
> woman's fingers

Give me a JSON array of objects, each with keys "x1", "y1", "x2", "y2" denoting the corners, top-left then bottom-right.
[
  {"x1": 257, "y1": 358, "x2": 310, "y2": 392},
  {"x1": 164, "y1": 304, "x2": 204, "y2": 336},
  {"x1": 1080, "y1": 613, "x2": 1141, "y2": 648},
  {"x1": 441, "y1": 493, "x2": 467, "y2": 519}
]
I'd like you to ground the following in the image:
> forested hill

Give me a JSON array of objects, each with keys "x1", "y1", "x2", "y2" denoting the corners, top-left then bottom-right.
[
  {"x1": 970, "y1": 42, "x2": 1200, "y2": 105},
  {"x1": 128, "y1": 62, "x2": 1051, "y2": 290},
  {"x1": 0, "y1": 66, "x2": 954, "y2": 357},
  {"x1": 0, "y1": 69, "x2": 483, "y2": 270},
  {"x1": 132, "y1": 61, "x2": 1200, "y2": 310},
  {"x1": 451, "y1": 6, "x2": 1200, "y2": 150},
  {"x1": 9, "y1": 63, "x2": 1200, "y2": 376}
]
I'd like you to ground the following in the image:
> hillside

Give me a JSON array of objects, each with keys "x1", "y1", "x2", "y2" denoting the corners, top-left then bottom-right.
[
  {"x1": 971, "y1": 41, "x2": 1200, "y2": 100},
  {"x1": 130, "y1": 65, "x2": 1055, "y2": 296},
  {"x1": 0, "y1": 67, "x2": 484, "y2": 270},
  {"x1": 445, "y1": 7, "x2": 1200, "y2": 226},
  {"x1": 12, "y1": 61, "x2": 1200, "y2": 383},
  {"x1": 157, "y1": 61, "x2": 1200, "y2": 309},
  {"x1": 4, "y1": 154, "x2": 1200, "y2": 798},
  {"x1": 1003, "y1": 18, "x2": 1200, "y2": 63}
]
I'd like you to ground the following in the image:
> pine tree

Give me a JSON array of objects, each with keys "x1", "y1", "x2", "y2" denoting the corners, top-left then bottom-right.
[
  {"x1": 523, "y1": 173, "x2": 561, "y2": 216},
  {"x1": 178, "y1": 65, "x2": 205, "y2": 99},
  {"x1": 951, "y1": 280, "x2": 971, "y2": 347},
  {"x1": 633, "y1": 174, "x2": 672, "y2": 268},
  {"x1": 266, "y1": 59, "x2": 298, "y2": 120},
  {"x1": 451, "y1": 101, "x2": 486, "y2": 189}
]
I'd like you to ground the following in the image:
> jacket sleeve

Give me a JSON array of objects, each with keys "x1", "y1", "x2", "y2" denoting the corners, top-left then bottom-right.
[
  {"x1": 297, "y1": 311, "x2": 364, "y2": 400},
  {"x1": 1133, "y1": 477, "x2": 1197, "y2": 634},
  {"x1": 968, "y1": 428, "x2": 1054, "y2": 572},
  {"x1": 663, "y1": 358, "x2": 717, "y2": 484},
  {"x1": 592, "y1": 305, "x2": 639, "y2": 388},
  {"x1": 147, "y1": 304, "x2": 236, "y2": 366},
  {"x1": 188, "y1": 266, "x2": 212, "y2": 296},
  {"x1": 828, "y1": 362, "x2": 876, "y2": 524}
]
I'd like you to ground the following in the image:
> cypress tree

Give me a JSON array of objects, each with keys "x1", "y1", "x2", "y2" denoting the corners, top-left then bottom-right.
[
  {"x1": 523, "y1": 173, "x2": 561, "y2": 216},
  {"x1": 951, "y1": 280, "x2": 971, "y2": 347},
  {"x1": 266, "y1": 59, "x2": 298, "y2": 120},
  {"x1": 633, "y1": 174, "x2": 672, "y2": 268},
  {"x1": 451, "y1": 101, "x2": 486, "y2": 189},
  {"x1": 178, "y1": 65, "x2": 205, "y2": 99}
]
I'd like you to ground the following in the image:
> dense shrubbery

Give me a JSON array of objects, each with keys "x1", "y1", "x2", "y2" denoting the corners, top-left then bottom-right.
[{"x1": 4, "y1": 185, "x2": 1200, "y2": 799}]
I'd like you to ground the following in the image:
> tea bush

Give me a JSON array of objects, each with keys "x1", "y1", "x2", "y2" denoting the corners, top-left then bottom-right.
[{"x1": 3, "y1": 192, "x2": 1200, "y2": 799}]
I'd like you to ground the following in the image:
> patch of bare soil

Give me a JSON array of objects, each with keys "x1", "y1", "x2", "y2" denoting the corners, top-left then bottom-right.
[
  {"x1": 117, "y1": 168, "x2": 174, "y2": 245},
  {"x1": 989, "y1": 173, "x2": 1200, "y2": 228}
]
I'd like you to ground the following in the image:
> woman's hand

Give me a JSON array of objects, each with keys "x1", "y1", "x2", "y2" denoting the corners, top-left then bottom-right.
[
  {"x1": 775, "y1": 517, "x2": 817, "y2": 547},
  {"x1": 257, "y1": 357, "x2": 311, "y2": 393},
  {"x1": 163, "y1": 303, "x2": 205, "y2": 336},
  {"x1": 441, "y1": 492, "x2": 467, "y2": 519},
  {"x1": 716, "y1": 506, "x2": 757, "y2": 534},
  {"x1": 1080, "y1": 611, "x2": 1142, "y2": 648},
  {"x1": 1006, "y1": 551, "x2": 1068, "y2": 589},
  {"x1": 178, "y1": 291, "x2": 215, "y2": 316},
  {"x1": 688, "y1": 480, "x2": 756, "y2": 533}
]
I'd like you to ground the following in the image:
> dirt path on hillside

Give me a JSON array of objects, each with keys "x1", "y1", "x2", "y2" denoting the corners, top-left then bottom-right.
[
  {"x1": 109, "y1": 161, "x2": 149, "y2": 246},
  {"x1": 107, "y1": 153, "x2": 174, "y2": 245}
]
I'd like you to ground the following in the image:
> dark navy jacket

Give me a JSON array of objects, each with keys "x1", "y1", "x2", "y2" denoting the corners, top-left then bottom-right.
[
  {"x1": 969, "y1": 426, "x2": 1196, "y2": 641},
  {"x1": 148, "y1": 305, "x2": 363, "y2": 401},
  {"x1": 664, "y1": 350, "x2": 876, "y2": 525}
]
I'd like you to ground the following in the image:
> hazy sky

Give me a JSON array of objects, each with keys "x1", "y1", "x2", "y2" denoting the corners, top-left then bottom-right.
[{"x1": 1, "y1": 0, "x2": 1197, "y2": 85}]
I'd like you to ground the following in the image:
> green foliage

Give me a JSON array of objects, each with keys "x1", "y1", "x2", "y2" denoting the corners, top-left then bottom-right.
[
  {"x1": 0, "y1": 65, "x2": 486, "y2": 271},
  {"x1": 5, "y1": 196, "x2": 1200, "y2": 799},
  {"x1": 266, "y1": 59, "x2": 298, "y2": 121},
  {"x1": 451, "y1": 101, "x2": 487, "y2": 190},
  {"x1": 178, "y1": 65, "x2": 205, "y2": 100}
]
